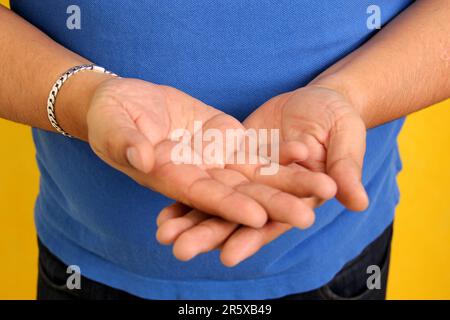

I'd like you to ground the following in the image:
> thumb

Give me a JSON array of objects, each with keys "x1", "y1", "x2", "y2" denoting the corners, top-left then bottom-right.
[
  {"x1": 326, "y1": 112, "x2": 369, "y2": 212},
  {"x1": 122, "y1": 128, "x2": 155, "y2": 173},
  {"x1": 88, "y1": 112, "x2": 155, "y2": 174}
]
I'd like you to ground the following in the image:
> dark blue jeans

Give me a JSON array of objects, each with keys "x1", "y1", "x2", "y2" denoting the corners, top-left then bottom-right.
[{"x1": 37, "y1": 223, "x2": 393, "y2": 300}]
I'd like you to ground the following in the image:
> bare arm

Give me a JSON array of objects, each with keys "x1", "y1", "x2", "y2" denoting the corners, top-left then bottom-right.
[
  {"x1": 0, "y1": 5, "x2": 114, "y2": 140},
  {"x1": 0, "y1": 4, "x2": 337, "y2": 233},
  {"x1": 155, "y1": 0, "x2": 450, "y2": 266},
  {"x1": 313, "y1": 0, "x2": 450, "y2": 128}
]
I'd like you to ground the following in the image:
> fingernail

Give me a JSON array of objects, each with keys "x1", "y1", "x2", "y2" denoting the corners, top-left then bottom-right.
[
  {"x1": 126, "y1": 147, "x2": 142, "y2": 172},
  {"x1": 358, "y1": 183, "x2": 370, "y2": 209}
]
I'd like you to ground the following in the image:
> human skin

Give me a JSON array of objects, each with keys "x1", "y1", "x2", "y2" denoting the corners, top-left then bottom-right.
[
  {"x1": 0, "y1": 1, "x2": 449, "y2": 266},
  {"x1": 156, "y1": 0, "x2": 450, "y2": 266},
  {"x1": 0, "y1": 6, "x2": 337, "y2": 229}
]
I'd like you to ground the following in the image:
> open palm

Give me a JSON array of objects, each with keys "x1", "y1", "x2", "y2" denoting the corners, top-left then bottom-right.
[
  {"x1": 87, "y1": 78, "x2": 336, "y2": 230},
  {"x1": 156, "y1": 85, "x2": 369, "y2": 266}
]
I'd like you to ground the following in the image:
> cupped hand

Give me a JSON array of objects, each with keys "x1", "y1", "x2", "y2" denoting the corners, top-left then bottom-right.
[
  {"x1": 156, "y1": 84, "x2": 369, "y2": 266},
  {"x1": 245, "y1": 84, "x2": 369, "y2": 210},
  {"x1": 87, "y1": 78, "x2": 336, "y2": 229}
]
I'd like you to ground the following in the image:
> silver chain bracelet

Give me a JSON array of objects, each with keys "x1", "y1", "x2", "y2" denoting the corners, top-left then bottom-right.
[{"x1": 46, "y1": 64, "x2": 118, "y2": 138}]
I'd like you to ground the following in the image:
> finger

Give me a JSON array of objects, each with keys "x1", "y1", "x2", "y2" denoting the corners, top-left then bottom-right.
[
  {"x1": 106, "y1": 127, "x2": 155, "y2": 173},
  {"x1": 217, "y1": 197, "x2": 321, "y2": 267},
  {"x1": 293, "y1": 133, "x2": 327, "y2": 172},
  {"x1": 156, "y1": 202, "x2": 191, "y2": 227},
  {"x1": 172, "y1": 217, "x2": 238, "y2": 261},
  {"x1": 156, "y1": 186, "x2": 319, "y2": 248},
  {"x1": 227, "y1": 160, "x2": 337, "y2": 200},
  {"x1": 150, "y1": 141, "x2": 268, "y2": 228},
  {"x1": 220, "y1": 222, "x2": 292, "y2": 267},
  {"x1": 327, "y1": 113, "x2": 369, "y2": 211},
  {"x1": 157, "y1": 169, "x2": 248, "y2": 255},
  {"x1": 88, "y1": 107, "x2": 156, "y2": 173},
  {"x1": 278, "y1": 141, "x2": 309, "y2": 165},
  {"x1": 258, "y1": 141, "x2": 309, "y2": 165},
  {"x1": 235, "y1": 183, "x2": 315, "y2": 229},
  {"x1": 208, "y1": 168, "x2": 315, "y2": 229},
  {"x1": 156, "y1": 210, "x2": 209, "y2": 245},
  {"x1": 168, "y1": 169, "x2": 315, "y2": 260}
]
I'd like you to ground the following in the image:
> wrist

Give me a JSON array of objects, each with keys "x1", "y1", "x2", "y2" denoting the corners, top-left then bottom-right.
[{"x1": 54, "y1": 69, "x2": 116, "y2": 140}]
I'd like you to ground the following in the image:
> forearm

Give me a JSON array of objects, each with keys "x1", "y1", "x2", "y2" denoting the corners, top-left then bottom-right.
[
  {"x1": 0, "y1": 5, "x2": 111, "y2": 140},
  {"x1": 312, "y1": 0, "x2": 450, "y2": 128}
]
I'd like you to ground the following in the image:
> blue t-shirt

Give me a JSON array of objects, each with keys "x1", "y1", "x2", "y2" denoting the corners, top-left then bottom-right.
[{"x1": 12, "y1": 0, "x2": 412, "y2": 299}]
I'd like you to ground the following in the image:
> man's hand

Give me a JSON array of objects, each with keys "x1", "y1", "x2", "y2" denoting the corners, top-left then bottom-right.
[
  {"x1": 156, "y1": 84, "x2": 369, "y2": 266},
  {"x1": 86, "y1": 77, "x2": 336, "y2": 229},
  {"x1": 245, "y1": 84, "x2": 369, "y2": 211}
]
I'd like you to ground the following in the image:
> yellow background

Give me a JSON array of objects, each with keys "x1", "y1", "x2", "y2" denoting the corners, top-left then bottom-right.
[{"x1": 0, "y1": 0, "x2": 449, "y2": 300}]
